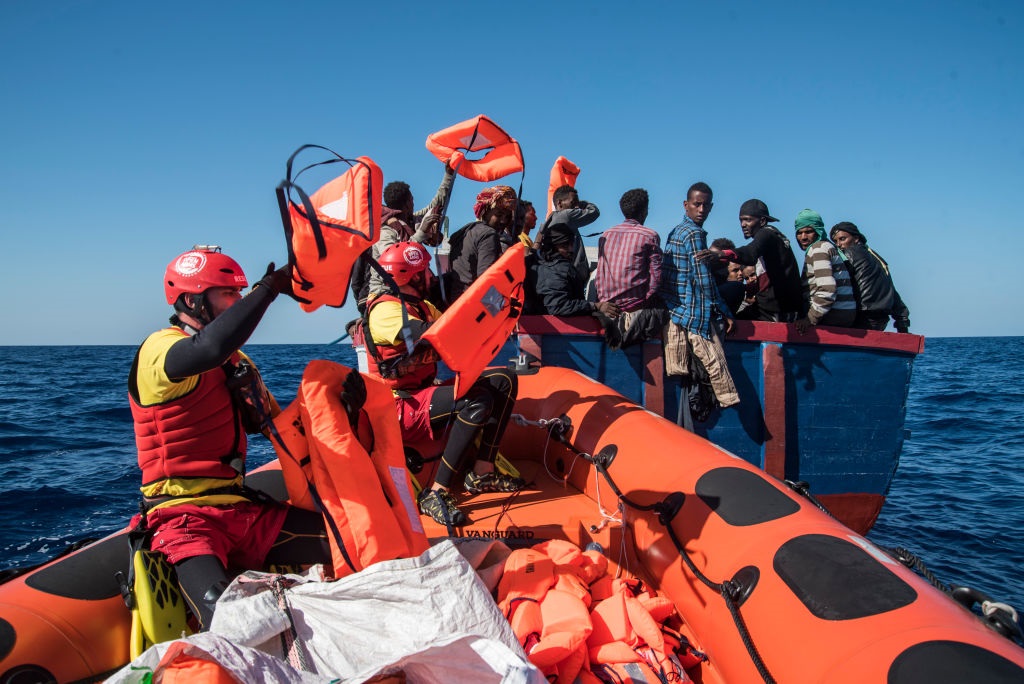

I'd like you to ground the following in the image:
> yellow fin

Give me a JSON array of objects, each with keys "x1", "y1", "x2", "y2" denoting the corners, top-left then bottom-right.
[{"x1": 129, "y1": 549, "x2": 192, "y2": 658}]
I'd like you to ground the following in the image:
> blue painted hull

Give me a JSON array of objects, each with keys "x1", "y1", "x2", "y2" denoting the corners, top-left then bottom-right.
[{"x1": 501, "y1": 317, "x2": 922, "y2": 533}]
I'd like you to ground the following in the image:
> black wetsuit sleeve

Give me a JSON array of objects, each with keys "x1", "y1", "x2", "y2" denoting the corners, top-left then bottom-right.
[{"x1": 163, "y1": 286, "x2": 277, "y2": 380}]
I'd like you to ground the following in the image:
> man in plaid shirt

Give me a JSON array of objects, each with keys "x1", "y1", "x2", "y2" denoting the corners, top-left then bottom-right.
[
  {"x1": 596, "y1": 188, "x2": 662, "y2": 311},
  {"x1": 659, "y1": 182, "x2": 739, "y2": 409},
  {"x1": 595, "y1": 189, "x2": 668, "y2": 347}
]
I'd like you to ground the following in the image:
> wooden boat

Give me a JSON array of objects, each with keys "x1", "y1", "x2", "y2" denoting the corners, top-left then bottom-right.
[
  {"x1": 501, "y1": 316, "x2": 924, "y2": 535},
  {"x1": 2, "y1": 365, "x2": 1021, "y2": 683}
]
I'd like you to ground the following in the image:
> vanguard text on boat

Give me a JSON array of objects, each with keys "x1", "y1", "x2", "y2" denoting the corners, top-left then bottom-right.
[{"x1": 1, "y1": 363, "x2": 1023, "y2": 682}]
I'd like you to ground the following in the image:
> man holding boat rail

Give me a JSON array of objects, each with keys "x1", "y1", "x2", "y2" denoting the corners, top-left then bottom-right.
[
  {"x1": 793, "y1": 209, "x2": 857, "y2": 333},
  {"x1": 829, "y1": 221, "x2": 911, "y2": 333},
  {"x1": 127, "y1": 246, "x2": 337, "y2": 630},
  {"x1": 594, "y1": 188, "x2": 668, "y2": 348}
]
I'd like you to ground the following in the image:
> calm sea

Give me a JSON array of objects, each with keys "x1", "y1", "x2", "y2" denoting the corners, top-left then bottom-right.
[{"x1": 1, "y1": 339, "x2": 1021, "y2": 613}]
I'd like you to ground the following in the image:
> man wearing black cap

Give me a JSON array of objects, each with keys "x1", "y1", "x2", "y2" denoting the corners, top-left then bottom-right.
[
  {"x1": 830, "y1": 222, "x2": 910, "y2": 333},
  {"x1": 697, "y1": 199, "x2": 803, "y2": 322}
]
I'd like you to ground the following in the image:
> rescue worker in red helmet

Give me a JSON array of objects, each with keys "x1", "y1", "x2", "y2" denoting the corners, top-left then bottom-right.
[
  {"x1": 128, "y1": 246, "x2": 346, "y2": 630},
  {"x1": 364, "y1": 242, "x2": 523, "y2": 527}
]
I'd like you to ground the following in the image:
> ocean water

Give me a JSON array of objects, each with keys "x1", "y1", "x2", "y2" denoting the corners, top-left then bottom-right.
[{"x1": 1, "y1": 339, "x2": 1021, "y2": 614}]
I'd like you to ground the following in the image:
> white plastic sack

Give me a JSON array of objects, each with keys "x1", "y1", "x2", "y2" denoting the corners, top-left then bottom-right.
[
  {"x1": 106, "y1": 633, "x2": 324, "y2": 683},
  {"x1": 111, "y1": 540, "x2": 541, "y2": 683}
]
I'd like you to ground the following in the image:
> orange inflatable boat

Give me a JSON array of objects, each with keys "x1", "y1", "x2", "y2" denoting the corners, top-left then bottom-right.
[{"x1": 2, "y1": 366, "x2": 1022, "y2": 682}]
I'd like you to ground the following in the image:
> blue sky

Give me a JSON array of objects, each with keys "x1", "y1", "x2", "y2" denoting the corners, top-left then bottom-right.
[{"x1": 2, "y1": 1, "x2": 1021, "y2": 344}]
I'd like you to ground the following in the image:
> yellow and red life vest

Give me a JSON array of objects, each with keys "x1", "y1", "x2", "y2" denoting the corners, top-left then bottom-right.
[
  {"x1": 270, "y1": 360, "x2": 428, "y2": 578},
  {"x1": 130, "y1": 336, "x2": 244, "y2": 490},
  {"x1": 364, "y1": 294, "x2": 439, "y2": 391},
  {"x1": 426, "y1": 115, "x2": 524, "y2": 183}
]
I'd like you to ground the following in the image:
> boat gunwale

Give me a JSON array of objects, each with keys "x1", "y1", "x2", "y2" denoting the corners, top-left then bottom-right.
[{"x1": 515, "y1": 315, "x2": 925, "y2": 355}]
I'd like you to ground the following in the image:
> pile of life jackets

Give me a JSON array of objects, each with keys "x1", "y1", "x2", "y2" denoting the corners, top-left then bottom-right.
[{"x1": 497, "y1": 539, "x2": 706, "y2": 683}]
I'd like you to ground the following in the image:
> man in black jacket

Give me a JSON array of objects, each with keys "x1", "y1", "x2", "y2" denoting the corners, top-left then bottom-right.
[
  {"x1": 830, "y1": 222, "x2": 911, "y2": 333},
  {"x1": 698, "y1": 199, "x2": 803, "y2": 322},
  {"x1": 525, "y1": 224, "x2": 619, "y2": 320}
]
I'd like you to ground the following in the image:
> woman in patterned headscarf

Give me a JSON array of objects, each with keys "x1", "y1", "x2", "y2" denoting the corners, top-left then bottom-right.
[
  {"x1": 444, "y1": 185, "x2": 519, "y2": 303},
  {"x1": 472, "y1": 185, "x2": 518, "y2": 221}
]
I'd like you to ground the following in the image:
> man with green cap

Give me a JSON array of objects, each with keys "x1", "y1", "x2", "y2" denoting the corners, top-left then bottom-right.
[{"x1": 793, "y1": 209, "x2": 856, "y2": 333}]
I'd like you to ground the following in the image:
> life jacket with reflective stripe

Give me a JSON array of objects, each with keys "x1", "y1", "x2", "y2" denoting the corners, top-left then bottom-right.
[
  {"x1": 421, "y1": 242, "x2": 525, "y2": 399},
  {"x1": 276, "y1": 146, "x2": 383, "y2": 312},
  {"x1": 426, "y1": 115, "x2": 524, "y2": 183},
  {"x1": 130, "y1": 337, "x2": 243, "y2": 488},
  {"x1": 364, "y1": 294, "x2": 438, "y2": 391},
  {"x1": 270, "y1": 360, "x2": 427, "y2": 578}
]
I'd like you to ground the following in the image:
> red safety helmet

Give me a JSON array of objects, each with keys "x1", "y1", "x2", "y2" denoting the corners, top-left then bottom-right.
[
  {"x1": 378, "y1": 242, "x2": 430, "y2": 286},
  {"x1": 164, "y1": 246, "x2": 248, "y2": 305}
]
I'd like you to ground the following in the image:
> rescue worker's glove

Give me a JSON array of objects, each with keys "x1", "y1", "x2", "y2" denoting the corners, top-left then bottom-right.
[
  {"x1": 895, "y1": 322, "x2": 910, "y2": 334},
  {"x1": 340, "y1": 369, "x2": 367, "y2": 429},
  {"x1": 257, "y1": 262, "x2": 294, "y2": 297}
]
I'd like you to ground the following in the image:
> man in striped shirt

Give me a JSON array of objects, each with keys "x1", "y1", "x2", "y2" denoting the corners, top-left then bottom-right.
[{"x1": 793, "y1": 209, "x2": 857, "y2": 333}]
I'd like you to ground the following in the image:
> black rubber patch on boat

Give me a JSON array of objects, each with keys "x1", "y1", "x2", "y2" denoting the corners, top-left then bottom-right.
[
  {"x1": 0, "y1": 617, "x2": 14, "y2": 662},
  {"x1": 247, "y1": 468, "x2": 289, "y2": 502},
  {"x1": 887, "y1": 640, "x2": 1024, "y2": 683},
  {"x1": 774, "y1": 534, "x2": 917, "y2": 620},
  {"x1": 0, "y1": 665, "x2": 56, "y2": 684},
  {"x1": 24, "y1": 533, "x2": 127, "y2": 600},
  {"x1": 695, "y1": 467, "x2": 799, "y2": 526}
]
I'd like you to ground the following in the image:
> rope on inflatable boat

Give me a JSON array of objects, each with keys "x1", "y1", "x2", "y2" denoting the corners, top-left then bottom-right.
[
  {"x1": 883, "y1": 546, "x2": 1024, "y2": 645},
  {"x1": 515, "y1": 413, "x2": 778, "y2": 684},
  {"x1": 783, "y1": 479, "x2": 836, "y2": 517}
]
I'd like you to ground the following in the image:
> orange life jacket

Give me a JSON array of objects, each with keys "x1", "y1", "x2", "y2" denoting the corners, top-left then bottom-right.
[
  {"x1": 547, "y1": 155, "x2": 580, "y2": 216},
  {"x1": 426, "y1": 115, "x2": 524, "y2": 183},
  {"x1": 421, "y1": 242, "x2": 526, "y2": 399},
  {"x1": 276, "y1": 147, "x2": 383, "y2": 312},
  {"x1": 270, "y1": 360, "x2": 427, "y2": 577},
  {"x1": 498, "y1": 539, "x2": 690, "y2": 683}
]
